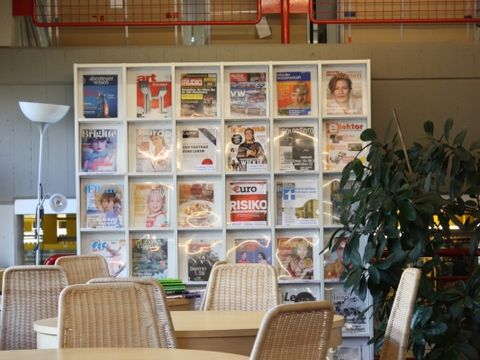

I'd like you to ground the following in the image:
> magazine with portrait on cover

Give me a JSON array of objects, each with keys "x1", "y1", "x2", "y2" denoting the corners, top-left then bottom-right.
[
  {"x1": 134, "y1": 127, "x2": 173, "y2": 173},
  {"x1": 228, "y1": 179, "x2": 268, "y2": 226},
  {"x1": 180, "y1": 73, "x2": 217, "y2": 117},
  {"x1": 131, "y1": 182, "x2": 169, "y2": 228},
  {"x1": 276, "y1": 236, "x2": 315, "y2": 280},
  {"x1": 278, "y1": 126, "x2": 315, "y2": 171},
  {"x1": 228, "y1": 72, "x2": 267, "y2": 117},
  {"x1": 226, "y1": 124, "x2": 268, "y2": 173},
  {"x1": 276, "y1": 179, "x2": 319, "y2": 226},
  {"x1": 81, "y1": 128, "x2": 117, "y2": 173},
  {"x1": 132, "y1": 236, "x2": 169, "y2": 279},
  {"x1": 232, "y1": 238, "x2": 272, "y2": 265},
  {"x1": 276, "y1": 71, "x2": 311, "y2": 116},
  {"x1": 187, "y1": 239, "x2": 220, "y2": 282},
  {"x1": 83, "y1": 74, "x2": 118, "y2": 118},
  {"x1": 81, "y1": 234, "x2": 127, "y2": 277},
  {"x1": 82, "y1": 183, "x2": 123, "y2": 229},
  {"x1": 177, "y1": 126, "x2": 217, "y2": 173}
]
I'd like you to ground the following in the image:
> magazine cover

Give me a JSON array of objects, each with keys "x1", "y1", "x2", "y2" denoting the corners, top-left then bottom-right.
[
  {"x1": 83, "y1": 183, "x2": 123, "y2": 228},
  {"x1": 81, "y1": 128, "x2": 117, "y2": 172},
  {"x1": 324, "y1": 120, "x2": 367, "y2": 171},
  {"x1": 226, "y1": 124, "x2": 268, "y2": 172},
  {"x1": 131, "y1": 183, "x2": 169, "y2": 228},
  {"x1": 278, "y1": 126, "x2": 315, "y2": 171},
  {"x1": 228, "y1": 179, "x2": 268, "y2": 226},
  {"x1": 322, "y1": 66, "x2": 366, "y2": 116},
  {"x1": 178, "y1": 127, "x2": 217, "y2": 172},
  {"x1": 83, "y1": 74, "x2": 118, "y2": 118},
  {"x1": 281, "y1": 283, "x2": 320, "y2": 303},
  {"x1": 276, "y1": 180, "x2": 319, "y2": 226},
  {"x1": 276, "y1": 71, "x2": 312, "y2": 116},
  {"x1": 180, "y1": 73, "x2": 217, "y2": 117},
  {"x1": 81, "y1": 235, "x2": 127, "y2": 277},
  {"x1": 324, "y1": 235, "x2": 347, "y2": 281},
  {"x1": 177, "y1": 182, "x2": 217, "y2": 228},
  {"x1": 135, "y1": 71, "x2": 172, "y2": 118},
  {"x1": 233, "y1": 238, "x2": 272, "y2": 264},
  {"x1": 325, "y1": 283, "x2": 370, "y2": 336},
  {"x1": 229, "y1": 72, "x2": 267, "y2": 117},
  {"x1": 135, "y1": 127, "x2": 173, "y2": 173},
  {"x1": 187, "y1": 240, "x2": 220, "y2": 282},
  {"x1": 131, "y1": 236, "x2": 169, "y2": 279},
  {"x1": 276, "y1": 236, "x2": 315, "y2": 280}
]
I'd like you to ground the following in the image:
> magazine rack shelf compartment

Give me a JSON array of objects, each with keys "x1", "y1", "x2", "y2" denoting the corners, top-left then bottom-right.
[{"x1": 74, "y1": 60, "x2": 372, "y2": 360}]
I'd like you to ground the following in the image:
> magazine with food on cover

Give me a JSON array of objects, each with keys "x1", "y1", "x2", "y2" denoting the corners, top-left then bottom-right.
[
  {"x1": 276, "y1": 71, "x2": 312, "y2": 116},
  {"x1": 134, "y1": 127, "x2": 172, "y2": 173},
  {"x1": 83, "y1": 74, "x2": 118, "y2": 118},
  {"x1": 278, "y1": 126, "x2": 315, "y2": 171},
  {"x1": 323, "y1": 66, "x2": 365, "y2": 116},
  {"x1": 81, "y1": 235, "x2": 127, "y2": 277},
  {"x1": 226, "y1": 124, "x2": 268, "y2": 172},
  {"x1": 324, "y1": 235, "x2": 347, "y2": 281},
  {"x1": 81, "y1": 128, "x2": 117, "y2": 172},
  {"x1": 131, "y1": 236, "x2": 169, "y2": 279},
  {"x1": 228, "y1": 72, "x2": 267, "y2": 117},
  {"x1": 276, "y1": 236, "x2": 315, "y2": 280},
  {"x1": 325, "y1": 283, "x2": 369, "y2": 336},
  {"x1": 180, "y1": 73, "x2": 217, "y2": 117},
  {"x1": 324, "y1": 120, "x2": 367, "y2": 171},
  {"x1": 231, "y1": 238, "x2": 272, "y2": 264},
  {"x1": 228, "y1": 179, "x2": 268, "y2": 226},
  {"x1": 131, "y1": 183, "x2": 169, "y2": 228},
  {"x1": 276, "y1": 180, "x2": 319, "y2": 226},
  {"x1": 281, "y1": 283, "x2": 320, "y2": 303},
  {"x1": 134, "y1": 71, "x2": 172, "y2": 118},
  {"x1": 177, "y1": 182, "x2": 217, "y2": 228},
  {"x1": 82, "y1": 183, "x2": 123, "y2": 229},
  {"x1": 187, "y1": 240, "x2": 220, "y2": 282},
  {"x1": 178, "y1": 127, "x2": 217, "y2": 172}
]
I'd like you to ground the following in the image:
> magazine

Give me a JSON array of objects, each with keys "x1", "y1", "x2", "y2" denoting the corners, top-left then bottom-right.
[
  {"x1": 131, "y1": 236, "x2": 169, "y2": 279},
  {"x1": 281, "y1": 283, "x2": 320, "y2": 303},
  {"x1": 276, "y1": 71, "x2": 312, "y2": 116},
  {"x1": 134, "y1": 71, "x2": 172, "y2": 118},
  {"x1": 276, "y1": 236, "x2": 315, "y2": 280},
  {"x1": 228, "y1": 179, "x2": 268, "y2": 226},
  {"x1": 324, "y1": 235, "x2": 347, "y2": 281},
  {"x1": 81, "y1": 235, "x2": 127, "y2": 277},
  {"x1": 177, "y1": 127, "x2": 217, "y2": 172},
  {"x1": 229, "y1": 72, "x2": 267, "y2": 117},
  {"x1": 187, "y1": 240, "x2": 220, "y2": 282},
  {"x1": 134, "y1": 127, "x2": 173, "y2": 173},
  {"x1": 325, "y1": 283, "x2": 370, "y2": 336},
  {"x1": 180, "y1": 73, "x2": 217, "y2": 117},
  {"x1": 278, "y1": 126, "x2": 315, "y2": 171},
  {"x1": 83, "y1": 183, "x2": 123, "y2": 228},
  {"x1": 324, "y1": 120, "x2": 367, "y2": 171},
  {"x1": 276, "y1": 180, "x2": 319, "y2": 226},
  {"x1": 131, "y1": 183, "x2": 169, "y2": 228},
  {"x1": 233, "y1": 238, "x2": 272, "y2": 264},
  {"x1": 323, "y1": 66, "x2": 365, "y2": 116},
  {"x1": 81, "y1": 128, "x2": 117, "y2": 172},
  {"x1": 226, "y1": 124, "x2": 268, "y2": 172},
  {"x1": 83, "y1": 74, "x2": 118, "y2": 118},
  {"x1": 177, "y1": 182, "x2": 217, "y2": 228}
]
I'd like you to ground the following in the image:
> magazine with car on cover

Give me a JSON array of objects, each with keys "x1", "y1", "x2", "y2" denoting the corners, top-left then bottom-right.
[
  {"x1": 82, "y1": 182, "x2": 123, "y2": 229},
  {"x1": 131, "y1": 236, "x2": 169, "y2": 279},
  {"x1": 278, "y1": 126, "x2": 315, "y2": 171},
  {"x1": 226, "y1": 124, "x2": 268, "y2": 172},
  {"x1": 180, "y1": 73, "x2": 217, "y2": 117},
  {"x1": 134, "y1": 70, "x2": 172, "y2": 119},
  {"x1": 276, "y1": 236, "x2": 315, "y2": 280},
  {"x1": 276, "y1": 71, "x2": 311, "y2": 116},
  {"x1": 228, "y1": 72, "x2": 267, "y2": 117},
  {"x1": 131, "y1": 182, "x2": 169, "y2": 228},
  {"x1": 81, "y1": 234, "x2": 127, "y2": 277},
  {"x1": 81, "y1": 128, "x2": 117, "y2": 173},
  {"x1": 187, "y1": 239, "x2": 220, "y2": 282},
  {"x1": 276, "y1": 179, "x2": 319, "y2": 226},
  {"x1": 233, "y1": 238, "x2": 272, "y2": 265},
  {"x1": 228, "y1": 179, "x2": 268, "y2": 226},
  {"x1": 83, "y1": 74, "x2": 118, "y2": 118},
  {"x1": 177, "y1": 126, "x2": 217, "y2": 173},
  {"x1": 177, "y1": 182, "x2": 218, "y2": 228},
  {"x1": 134, "y1": 126, "x2": 173, "y2": 173}
]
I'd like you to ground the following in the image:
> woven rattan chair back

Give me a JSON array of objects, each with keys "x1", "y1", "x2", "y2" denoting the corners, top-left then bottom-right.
[
  {"x1": 55, "y1": 255, "x2": 110, "y2": 284},
  {"x1": 88, "y1": 277, "x2": 176, "y2": 348},
  {"x1": 0, "y1": 265, "x2": 68, "y2": 350},
  {"x1": 379, "y1": 267, "x2": 421, "y2": 360},
  {"x1": 203, "y1": 263, "x2": 279, "y2": 311},
  {"x1": 58, "y1": 282, "x2": 160, "y2": 348},
  {"x1": 250, "y1": 301, "x2": 334, "y2": 360}
]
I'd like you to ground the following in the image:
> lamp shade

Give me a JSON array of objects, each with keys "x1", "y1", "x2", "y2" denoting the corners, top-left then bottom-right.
[{"x1": 19, "y1": 101, "x2": 70, "y2": 123}]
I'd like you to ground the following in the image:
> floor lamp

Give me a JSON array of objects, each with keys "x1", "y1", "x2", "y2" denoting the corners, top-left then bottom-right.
[{"x1": 19, "y1": 101, "x2": 70, "y2": 265}]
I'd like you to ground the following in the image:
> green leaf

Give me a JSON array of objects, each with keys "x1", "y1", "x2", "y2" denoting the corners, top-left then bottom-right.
[
  {"x1": 453, "y1": 129, "x2": 467, "y2": 146},
  {"x1": 424, "y1": 121, "x2": 434, "y2": 136},
  {"x1": 457, "y1": 343, "x2": 479, "y2": 359},
  {"x1": 360, "y1": 128, "x2": 377, "y2": 142},
  {"x1": 423, "y1": 322, "x2": 448, "y2": 336},
  {"x1": 444, "y1": 118, "x2": 453, "y2": 141}
]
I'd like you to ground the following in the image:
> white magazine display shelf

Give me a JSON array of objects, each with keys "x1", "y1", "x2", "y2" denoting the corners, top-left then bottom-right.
[{"x1": 74, "y1": 60, "x2": 373, "y2": 360}]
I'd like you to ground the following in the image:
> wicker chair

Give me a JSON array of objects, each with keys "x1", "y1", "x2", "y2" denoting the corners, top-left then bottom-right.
[
  {"x1": 203, "y1": 263, "x2": 279, "y2": 311},
  {"x1": 88, "y1": 277, "x2": 176, "y2": 348},
  {"x1": 250, "y1": 301, "x2": 334, "y2": 360},
  {"x1": 58, "y1": 282, "x2": 161, "y2": 348},
  {"x1": 55, "y1": 255, "x2": 110, "y2": 284},
  {"x1": 0, "y1": 265, "x2": 68, "y2": 350},
  {"x1": 379, "y1": 267, "x2": 421, "y2": 360}
]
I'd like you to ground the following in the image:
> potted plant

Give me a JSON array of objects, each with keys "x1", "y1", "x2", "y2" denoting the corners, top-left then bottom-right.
[{"x1": 331, "y1": 116, "x2": 480, "y2": 359}]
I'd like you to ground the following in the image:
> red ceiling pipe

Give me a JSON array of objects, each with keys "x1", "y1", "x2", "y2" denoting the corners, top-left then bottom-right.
[{"x1": 281, "y1": 0, "x2": 290, "y2": 43}]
